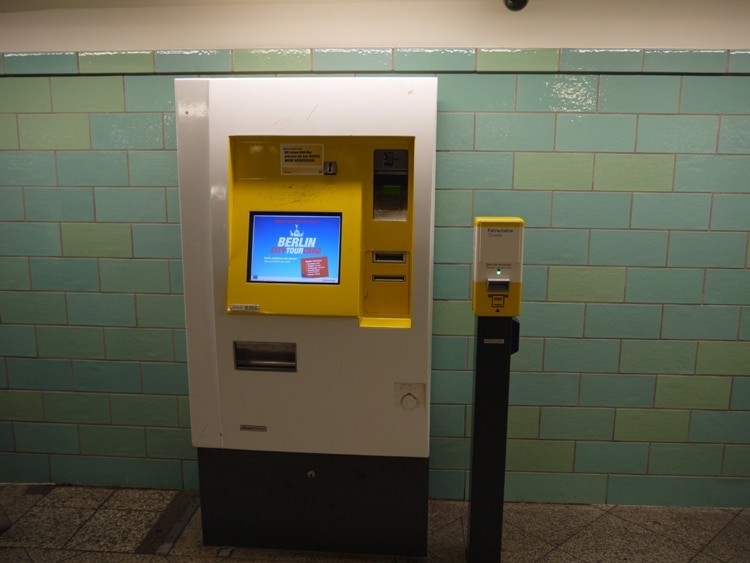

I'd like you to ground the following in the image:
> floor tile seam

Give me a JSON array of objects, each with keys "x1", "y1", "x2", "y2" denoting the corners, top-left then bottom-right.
[
  {"x1": 603, "y1": 508, "x2": 715, "y2": 553},
  {"x1": 691, "y1": 510, "x2": 742, "y2": 561},
  {"x1": 59, "y1": 498, "x2": 111, "y2": 552}
]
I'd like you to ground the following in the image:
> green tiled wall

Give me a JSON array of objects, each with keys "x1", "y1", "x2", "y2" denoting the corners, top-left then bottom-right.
[{"x1": 0, "y1": 48, "x2": 748, "y2": 507}]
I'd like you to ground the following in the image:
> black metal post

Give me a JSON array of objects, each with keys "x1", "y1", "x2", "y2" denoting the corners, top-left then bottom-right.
[{"x1": 467, "y1": 315, "x2": 516, "y2": 563}]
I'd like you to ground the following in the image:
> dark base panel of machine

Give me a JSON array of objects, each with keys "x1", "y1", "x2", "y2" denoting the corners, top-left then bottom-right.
[{"x1": 197, "y1": 447, "x2": 429, "y2": 557}]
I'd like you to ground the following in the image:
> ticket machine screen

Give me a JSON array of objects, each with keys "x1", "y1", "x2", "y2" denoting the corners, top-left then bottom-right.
[{"x1": 247, "y1": 212, "x2": 342, "y2": 285}]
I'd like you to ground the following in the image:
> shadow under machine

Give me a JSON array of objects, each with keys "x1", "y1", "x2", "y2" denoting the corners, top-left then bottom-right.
[{"x1": 175, "y1": 77, "x2": 437, "y2": 556}]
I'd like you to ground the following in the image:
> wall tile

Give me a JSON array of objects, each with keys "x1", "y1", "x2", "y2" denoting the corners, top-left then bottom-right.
[
  {"x1": 313, "y1": 48, "x2": 391, "y2": 71},
  {"x1": 0, "y1": 453, "x2": 50, "y2": 482},
  {"x1": 631, "y1": 193, "x2": 710, "y2": 230},
  {"x1": 668, "y1": 232, "x2": 747, "y2": 268},
  {"x1": 37, "y1": 326, "x2": 104, "y2": 359},
  {"x1": 14, "y1": 423, "x2": 79, "y2": 455},
  {"x1": 435, "y1": 190, "x2": 472, "y2": 227},
  {"x1": 429, "y1": 470, "x2": 465, "y2": 500},
  {"x1": 436, "y1": 152, "x2": 512, "y2": 188},
  {"x1": 594, "y1": 154, "x2": 674, "y2": 192},
  {"x1": 574, "y1": 442, "x2": 648, "y2": 474},
  {"x1": 395, "y1": 48, "x2": 474, "y2": 72},
  {"x1": 57, "y1": 151, "x2": 129, "y2": 186},
  {"x1": 689, "y1": 411, "x2": 750, "y2": 443},
  {"x1": 73, "y1": 360, "x2": 141, "y2": 393},
  {"x1": 544, "y1": 338, "x2": 620, "y2": 373},
  {"x1": 476, "y1": 113, "x2": 555, "y2": 151},
  {"x1": 78, "y1": 51, "x2": 154, "y2": 74},
  {"x1": 521, "y1": 266, "x2": 547, "y2": 301},
  {"x1": 61, "y1": 223, "x2": 132, "y2": 258},
  {"x1": 437, "y1": 113, "x2": 474, "y2": 151},
  {"x1": 105, "y1": 328, "x2": 175, "y2": 362},
  {"x1": 94, "y1": 188, "x2": 166, "y2": 223},
  {"x1": 30, "y1": 258, "x2": 99, "y2": 291},
  {"x1": 81, "y1": 425, "x2": 146, "y2": 457},
  {"x1": 599, "y1": 75, "x2": 681, "y2": 114},
  {"x1": 164, "y1": 114, "x2": 176, "y2": 150},
  {"x1": 614, "y1": 409, "x2": 690, "y2": 442},
  {"x1": 556, "y1": 115, "x2": 636, "y2": 153},
  {"x1": 731, "y1": 377, "x2": 750, "y2": 410},
  {"x1": 91, "y1": 114, "x2": 163, "y2": 149},
  {"x1": 507, "y1": 406, "x2": 539, "y2": 439},
  {"x1": 100, "y1": 259, "x2": 170, "y2": 293},
  {"x1": 0, "y1": 77, "x2": 51, "y2": 112},
  {"x1": 724, "y1": 446, "x2": 750, "y2": 477},
  {"x1": 505, "y1": 472, "x2": 606, "y2": 504},
  {"x1": 626, "y1": 268, "x2": 704, "y2": 304},
  {"x1": 429, "y1": 437, "x2": 471, "y2": 469},
  {"x1": 166, "y1": 189, "x2": 180, "y2": 222},
  {"x1": 711, "y1": 194, "x2": 750, "y2": 230},
  {"x1": 579, "y1": 374, "x2": 655, "y2": 408},
  {"x1": 478, "y1": 48, "x2": 558, "y2": 72},
  {"x1": 637, "y1": 115, "x2": 719, "y2": 154},
  {"x1": 643, "y1": 49, "x2": 727, "y2": 74},
  {"x1": 233, "y1": 48, "x2": 310, "y2": 72},
  {"x1": 431, "y1": 371, "x2": 472, "y2": 405},
  {"x1": 560, "y1": 48, "x2": 642, "y2": 73},
  {"x1": 649, "y1": 444, "x2": 723, "y2": 476},
  {"x1": 437, "y1": 74, "x2": 515, "y2": 112},
  {"x1": 0, "y1": 258, "x2": 30, "y2": 290},
  {"x1": 433, "y1": 227, "x2": 473, "y2": 264},
  {"x1": 177, "y1": 396, "x2": 191, "y2": 428},
  {"x1": 704, "y1": 270, "x2": 750, "y2": 305},
  {"x1": 155, "y1": 49, "x2": 231, "y2": 73},
  {"x1": 552, "y1": 192, "x2": 631, "y2": 228},
  {"x1": 590, "y1": 231, "x2": 667, "y2": 267},
  {"x1": 129, "y1": 151, "x2": 178, "y2": 186},
  {"x1": 681, "y1": 76, "x2": 750, "y2": 114},
  {"x1": 44, "y1": 391, "x2": 110, "y2": 424},
  {"x1": 662, "y1": 305, "x2": 740, "y2": 340},
  {"x1": 0, "y1": 115, "x2": 19, "y2": 149},
  {"x1": 0, "y1": 291, "x2": 67, "y2": 325},
  {"x1": 506, "y1": 439, "x2": 574, "y2": 472},
  {"x1": 474, "y1": 191, "x2": 551, "y2": 228},
  {"x1": 19, "y1": 114, "x2": 90, "y2": 150},
  {"x1": 0, "y1": 422, "x2": 16, "y2": 450},
  {"x1": 655, "y1": 375, "x2": 730, "y2": 411},
  {"x1": 111, "y1": 394, "x2": 178, "y2": 427},
  {"x1": 517, "y1": 75, "x2": 598, "y2": 112},
  {"x1": 432, "y1": 301, "x2": 474, "y2": 336},
  {"x1": 432, "y1": 336, "x2": 469, "y2": 370},
  {"x1": 510, "y1": 338, "x2": 543, "y2": 372},
  {"x1": 431, "y1": 405, "x2": 466, "y2": 437},
  {"x1": 741, "y1": 307, "x2": 750, "y2": 339},
  {"x1": 0, "y1": 389, "x2": 44, "y2": 421},
  {"x1": 25, "y1": 188, "x2": 95, "y2": 222},
  {"x1": 0, "y1": 187, "x2": 23, "y2": 220},
  {"x1": 525, "y1": 230, "x2": 588, "y2": 265},
  {"x1": 51, "y1": 76, "x2": 124, "y2": 112},
  {"x1": 675, "y1": 155, "x2": 750, "y2": 193},
  {"x1": 509, "y1": 373, "x2": 579, "y2": 406},
  {"x1": 0, "y1": 223, "x2": 61, "y2": 256},
  {"x1": 125, "y1": 76, "x2": 177, "y2": 112},
  {"x1": 132, "y1": 224, "x2": 182, "y2": 258},
  {"x1": 5, "y1": 52, "x2": 77, "y2": 75},
  {"x1": 514, "y1": 153, "x2": 593, "y2": 190},
  {"x1": 50, "y1": 455, "x2": 182, "y2": 489},
  {"x1": 728, "y1": 50, "x2": 750, "y2": 73},
  {"x1": 67, "y1": 293, "x2": 136, "y2": 327},
  {"x1": 521, "y1": 303, "x2": 584, "y2": 337},
  {"x1": 608, "y1": 475, "x2": 750, "y2": 507},
  {"x1": 147, "y1": 428, "x2": 195, "y2": 459},
  {"x1": 142, "y1": 363, "x2": 188, "y2": 395},
  {"x1": 696, "y1": 342, "x2": 750, "y2": 375},
  {"x1": 620, "y1": 340, "x2": 697, "y2": 375},
  {"x1": 0, "y1": 325, "x2": 37, "y2": 357},
  {"x1": 585, "y1": 304, "x2": 662, "y2": 339},
  {"x1": 136, "y1": 295, "x2": 186, "y2": 328},
  {"x1": 0, "y1": 151, "x2": 56, "y2": 186},
  {"x1": 548, "y1": 266, "x2": 625, "y2": 302},
  {"x1": 540, "y1": 407, "x2": 614, "y2": 440},
  {"x1": 433, "y1": 264, "x2": 470, "y2": 300}
]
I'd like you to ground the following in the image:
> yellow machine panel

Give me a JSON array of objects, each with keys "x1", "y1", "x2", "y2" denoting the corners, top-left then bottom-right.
[
  {"x1": 472, "y1": 217, "x2": 524, "y2": 317},
  {"x1": 226, "y1": 136, "x2": 415, "y2": 327}
]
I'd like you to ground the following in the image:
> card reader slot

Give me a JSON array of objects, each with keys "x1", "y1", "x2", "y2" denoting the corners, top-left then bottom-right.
[
  {"x1": 234, "y1": 341, "x2": 297, "y2": 372},
  {"x1": 372, "y1": 275, "x2": 406, "y2": 282},
  {"x1": 372, "y1": 251, "x2": 406, "y2": 263}
]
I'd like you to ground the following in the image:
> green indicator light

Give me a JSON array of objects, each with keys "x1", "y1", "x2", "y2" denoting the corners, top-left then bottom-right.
[
  {"x1": 496, "y1": 269, "x2": 502, "y2": 275},
  {"x1": 383, "y1": 185, "x2": 402, "y2": 195}
]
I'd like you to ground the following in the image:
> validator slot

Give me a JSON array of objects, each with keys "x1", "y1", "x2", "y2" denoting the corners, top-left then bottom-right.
[{"x1": 372, "y1": 251, "x2": 406, "y2": 263}]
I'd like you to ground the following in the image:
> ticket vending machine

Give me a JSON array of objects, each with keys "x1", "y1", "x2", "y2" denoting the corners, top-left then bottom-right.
[{"x1": 175, "y1": 78, "x2": 437, "y2": 556}]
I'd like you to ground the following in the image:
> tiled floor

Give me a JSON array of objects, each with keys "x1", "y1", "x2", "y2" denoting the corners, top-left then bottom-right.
[{"x1": 0, "y1": 484, "x2": 748, "y2": 562}]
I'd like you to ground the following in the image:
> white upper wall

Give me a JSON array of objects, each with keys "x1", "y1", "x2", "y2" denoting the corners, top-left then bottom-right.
[{"x1": 1, "y1": 0, "x2": 749, "y2": 53}]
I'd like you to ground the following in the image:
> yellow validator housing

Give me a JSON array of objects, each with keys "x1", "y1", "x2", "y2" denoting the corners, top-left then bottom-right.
[{"x1": 472, "y1": 217, "x2": 524, "y2": 317}]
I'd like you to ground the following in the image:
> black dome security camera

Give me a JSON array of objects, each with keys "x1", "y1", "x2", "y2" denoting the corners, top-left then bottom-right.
[{"x1": 504, "y1": 0, "x2": 528, "y2": 11}]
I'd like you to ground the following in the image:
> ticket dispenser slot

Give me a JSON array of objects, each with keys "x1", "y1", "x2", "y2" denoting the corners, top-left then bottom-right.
[
  {"x1": 472, "y1": 217, "x2": 524, "y2": 317},
  {"x1": 234, "y1": 341, "x2": 297, "y2": 372}
]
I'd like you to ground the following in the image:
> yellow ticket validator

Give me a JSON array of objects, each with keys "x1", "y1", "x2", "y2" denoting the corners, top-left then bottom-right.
[{"x1": 472, "y1": 217, "x2": 524, "y2": 317}]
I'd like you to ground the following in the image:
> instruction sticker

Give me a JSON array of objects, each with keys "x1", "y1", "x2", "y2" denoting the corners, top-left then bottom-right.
[{"x1": 280, "y1": 144, "x2": 324, "y2": 175}]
